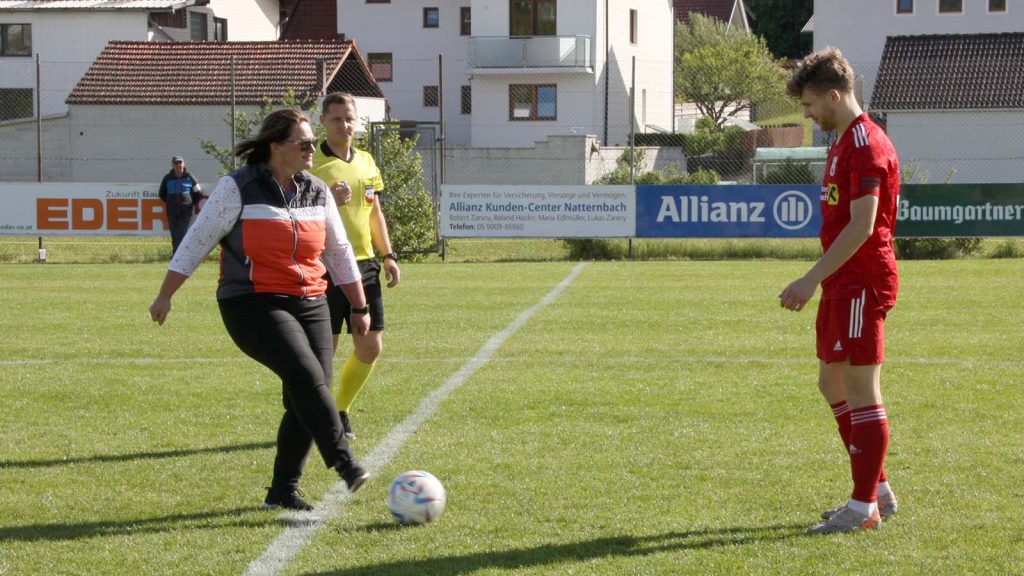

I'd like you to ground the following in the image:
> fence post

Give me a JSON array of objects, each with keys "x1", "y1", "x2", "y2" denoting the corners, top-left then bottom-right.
[
  {"x1": 36, "y1": 53, "x2": 42, "y2": 182},
  {"x1": 230, "y1": 56, "x2": 237, "y2": 171}
]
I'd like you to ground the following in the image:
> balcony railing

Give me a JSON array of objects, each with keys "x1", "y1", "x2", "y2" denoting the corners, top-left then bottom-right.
[{"x1": 469, "y1": 35, "x2": 591, "y2": 70}]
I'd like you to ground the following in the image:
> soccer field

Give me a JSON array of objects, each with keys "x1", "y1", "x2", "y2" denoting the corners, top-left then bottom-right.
[{"x1": 0, "y1": 260, "x2": 1021, "y2": 576}]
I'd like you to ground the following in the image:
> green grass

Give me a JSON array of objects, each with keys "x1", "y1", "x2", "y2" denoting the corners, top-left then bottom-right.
[
  {"x1": 5, "y1": 236, "x2": 1021, "y2": 264},
  {"x1": 1, "y1": 260, "x2": 1022, "y2": 575}
]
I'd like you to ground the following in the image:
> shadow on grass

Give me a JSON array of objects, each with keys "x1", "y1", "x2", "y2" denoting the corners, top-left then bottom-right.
[
  {"x1": 303, "y1": 523, "x2": 810, "y2": 575},
  {"x1": 0, "y1": 507, "x2": 272, "y2": 543},
  {"x1": 0, "y1": 441, "x2": 275, "y2": 469}
]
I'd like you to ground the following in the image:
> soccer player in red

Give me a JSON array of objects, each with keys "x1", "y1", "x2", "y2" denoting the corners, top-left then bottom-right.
[{"x1": 778, "y1": 47, "x2": 900, "y2": 534}]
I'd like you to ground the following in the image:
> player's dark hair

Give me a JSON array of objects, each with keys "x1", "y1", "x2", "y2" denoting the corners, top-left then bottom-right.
[
  {"x1": 787, "y1": 47, "x2": 855, "y2": 98},
  {"x1": 233, "y1": 109, "x2": 309, "y2": 166}
]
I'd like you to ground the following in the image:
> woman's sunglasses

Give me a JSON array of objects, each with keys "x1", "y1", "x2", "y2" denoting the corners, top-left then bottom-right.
[{"x1": 284, "y1": 138, "x2": 316, "y2": 153}]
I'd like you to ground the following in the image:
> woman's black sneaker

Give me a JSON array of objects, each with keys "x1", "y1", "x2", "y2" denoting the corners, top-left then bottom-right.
[{"x1": 261, "y1": 487, "x2": 314, "y2": 511}]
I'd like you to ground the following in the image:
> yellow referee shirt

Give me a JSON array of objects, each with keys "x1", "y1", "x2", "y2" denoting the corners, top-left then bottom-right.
[{"x1": 311, "y1": 143, "x2": 385, "y2": 261}]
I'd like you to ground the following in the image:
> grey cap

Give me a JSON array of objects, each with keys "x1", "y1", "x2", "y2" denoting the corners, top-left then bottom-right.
[{"x1": 172, "y1": 156, "x2": 184, "y2": 163}]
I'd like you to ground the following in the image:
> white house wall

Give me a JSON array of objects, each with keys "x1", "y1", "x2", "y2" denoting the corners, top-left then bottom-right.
[
  {"x1": 338, "y1": 0, "x2": 472, "y2": 145},
  {"x1": 813, "y1": 0, "x2": 1024, "y2": 108},
  {"x1": 208, "y1": 0, "x2": 280, "y2": 40},
  {"x1": 337, "y1": 0, "x2": 672, "y2": 149},
  {"x1": 160, "y1": 1, "x2": 281, "y2": 41},
  {"x1": 887, "y1": 110, "x2": 1024, "y2": 185},
  {"x1": 0, "y1": 11, "x2": 148, "y2": 117},
  {"x1": 68, "y1": 104, "x2": 263, "y2": 182},
  {"x1": 604, "y1": 0, "x2": 674, "y2": 143}
]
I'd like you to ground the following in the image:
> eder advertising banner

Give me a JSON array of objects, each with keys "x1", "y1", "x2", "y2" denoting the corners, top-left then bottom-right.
[{"x1": 0, "y1": 183, "x2": 178, "y2": 236}]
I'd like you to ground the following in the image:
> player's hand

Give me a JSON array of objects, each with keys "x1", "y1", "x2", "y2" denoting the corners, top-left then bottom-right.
[
  {"x1": 778, "y1": 276, "x2": 817, "y2": 312},
  {"x1": 149, "y1": 296, "x2": 172, "y2": 326},
  {"x1": 350, "y1": 312, "x2": 370, "y2": 336},
  {"x1": 332, "y1": 181, "x2": 352, "y2": 205},
  {"x1": 384, "y1": 259, "x2": 400, "y2": 288}
]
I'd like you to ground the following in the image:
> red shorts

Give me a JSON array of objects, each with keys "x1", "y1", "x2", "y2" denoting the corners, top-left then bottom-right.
[{"x1": 816, "y1": 287, "x2": 893, "y2": 365}]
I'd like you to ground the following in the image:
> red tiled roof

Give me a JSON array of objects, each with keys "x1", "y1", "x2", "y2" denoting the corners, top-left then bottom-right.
[
  {"x1": 872, "y1": 33, "x2": 1024, "y2": 111},
  {"x1": 280, "y1": 0, "x2": 338, "y2": 41},
  {"x1": 66, "y1": 40, "x2": 383, "y2": 105},
  {"x1": 674, "y1": 0, "x2": 736, "y2": 23}
]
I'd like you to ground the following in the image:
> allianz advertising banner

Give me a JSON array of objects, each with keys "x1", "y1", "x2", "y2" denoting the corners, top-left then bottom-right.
[{"x1": 636, "y1": 184, "x2": 821, "y2": 238}]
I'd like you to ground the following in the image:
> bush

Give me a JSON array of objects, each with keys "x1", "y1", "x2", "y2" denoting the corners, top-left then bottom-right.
[
  {"x1": 366, "y1": 128, "x2": 436, "y2": 262},
  {"x1": 759, "y1": 159, "x2": 816, "y2": 184},
  {"x1": 895, "y1": 238, "x2": 983, "y2": 260}
]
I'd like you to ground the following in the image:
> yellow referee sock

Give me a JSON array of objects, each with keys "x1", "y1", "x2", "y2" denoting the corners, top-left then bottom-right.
[{"x1": 337, "y1": 353, "x2": 375, "y2": 413}]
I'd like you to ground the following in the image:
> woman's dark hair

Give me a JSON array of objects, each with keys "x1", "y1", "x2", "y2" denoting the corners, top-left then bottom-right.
[{"x1": 233, "y1": 109, "x2": 309, "y2": 166}]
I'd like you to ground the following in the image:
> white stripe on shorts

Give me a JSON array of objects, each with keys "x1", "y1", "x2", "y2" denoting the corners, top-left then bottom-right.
[{"x1": 849, "y1": 289, "x2": 866, "y2": 339}]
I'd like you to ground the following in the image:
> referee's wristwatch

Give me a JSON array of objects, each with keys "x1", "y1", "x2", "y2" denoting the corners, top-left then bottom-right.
[
  {"x1": 350, "y1": 305, "x2": 370, "y2": 315},
  {"x1": 382, "y1": 252, "x2": 399, "y2": 262}
]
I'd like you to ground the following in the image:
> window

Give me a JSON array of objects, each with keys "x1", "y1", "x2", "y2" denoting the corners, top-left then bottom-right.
[
  {"x1": 214, "y1": 17, "x2": 228, "y2": 41},
  {"x1": 0, "y1": 88, "x2": 33, "y2": 120},
  {"x1": 629, "y1": 9, "x2": 638, "y2": 44},
  {"x1": 461, "y1": 85, "x2": 472, "y2": 114},
  {"x1": 939, "y1": 0, "x2": 961, "y2": 13},
  {"x1": 460, "y1": 7, "x2": 472, "y2": 36},
  {"x1": 189, "y1": 11, "x2": 208, "y2": 40},
  {"x1": 424, "y1": 85, "x2": 439, "y2": 107},
  {"x1": 423, "y1": 7, "x2": 439, "y2": 28},
  {"x1": 510, "y1": 0, "x2": 556, "y2": 36},
  {"x1": 989, "y1": 0, "x2": 1006, "y2": 12},
  {"x1": 509, "y1": 84, "x2": 556, "y2": 120},
  {"x1": 896, "y1": 0, "x2": 913, "y2": 13},
  {"x1": 368, "y1": 53, "x2": 393, "y2": 82},
  {"x1": 0, "y1": 24, "x2": 31, "y2": 56},
  {"x1": 151, "y1": 9, "x2": 186, "y2": 28}
]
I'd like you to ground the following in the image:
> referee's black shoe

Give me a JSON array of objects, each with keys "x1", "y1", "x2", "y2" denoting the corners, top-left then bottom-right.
[{"x1": 339, "y1": 410, "x2": 355, "y2": 439}]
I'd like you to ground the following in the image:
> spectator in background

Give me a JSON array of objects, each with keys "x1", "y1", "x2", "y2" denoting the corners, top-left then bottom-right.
[{"x1": 158, "y1": 156, "x2": 202, "y2": 254}]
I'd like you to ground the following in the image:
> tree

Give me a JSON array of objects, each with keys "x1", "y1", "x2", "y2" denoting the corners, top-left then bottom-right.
[
  {"x1": 674, "y1": 13, "x2": 788, "y2": 130},
  {"x1": 744, "y1": 0, "x2": 813, "y2": 60},
  {"x1": 198, "y1": 95, "x2": 437, "y2": 261}
]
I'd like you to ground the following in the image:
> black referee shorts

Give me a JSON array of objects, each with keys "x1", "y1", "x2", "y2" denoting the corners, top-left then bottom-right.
[{"x1": 327, "y1": 259, "x2": 385, "y2": 335}]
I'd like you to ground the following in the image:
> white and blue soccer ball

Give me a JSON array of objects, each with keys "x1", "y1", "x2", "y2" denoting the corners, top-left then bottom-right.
[{"x1": 386, "y1": 470, "x2": 446, "y2": 524}]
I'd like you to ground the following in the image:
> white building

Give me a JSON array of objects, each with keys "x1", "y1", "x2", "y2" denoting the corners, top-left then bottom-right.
[
  {"x1": 870, "y1": 32, "x2": 1024, "y2": 184},
  {"x1": 0, "y1": 0, "x2": 281, "y2": 120},
  {"x1": 332, "y1": 0, "x2": 675, "y2": 148},
  {"x1": 809, "y1": 0, "x2": 1022, "y2": 108},
  {"x1": 0, "y1": 39, "x2": 383, "y2": 182}
]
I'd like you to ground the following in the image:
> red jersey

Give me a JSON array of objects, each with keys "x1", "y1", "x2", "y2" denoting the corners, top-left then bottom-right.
[{"x1": 819, "y1": 113, "x2": 900, "y2": 305}]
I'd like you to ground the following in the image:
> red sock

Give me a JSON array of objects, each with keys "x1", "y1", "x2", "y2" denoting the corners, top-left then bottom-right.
[
  {"x1": 848, "y1": 404, "x2": 889, "y2": 503},
  {"x1": 831, "y1": 401, "x2": 887, "y2": 483}
]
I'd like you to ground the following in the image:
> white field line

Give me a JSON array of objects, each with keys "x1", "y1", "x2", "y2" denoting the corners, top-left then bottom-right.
[{"x1": 240, "y1": 262, "x2": 589, "y2": 576}]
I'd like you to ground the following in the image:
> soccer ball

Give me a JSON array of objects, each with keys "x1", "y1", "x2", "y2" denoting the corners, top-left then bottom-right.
[{"x1": 386, "y1": 470, "x2": 446, "y2": 524}]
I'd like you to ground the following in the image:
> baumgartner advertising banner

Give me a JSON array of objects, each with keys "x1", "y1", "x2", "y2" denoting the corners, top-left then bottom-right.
[
  {"x1": 0, "y1": 183, "x2": 199, "y2": 236},
  {"x1": 636, "y1": 184, "x2": 822, "y2": 238}
]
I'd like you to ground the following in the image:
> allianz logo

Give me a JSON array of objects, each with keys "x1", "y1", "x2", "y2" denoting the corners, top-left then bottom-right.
[{"x1": 655, "y1": 190, "x2": 813, "y2": 230}]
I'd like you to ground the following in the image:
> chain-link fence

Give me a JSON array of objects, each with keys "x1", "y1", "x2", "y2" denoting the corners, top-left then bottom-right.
[{"x1": 2, "y1": 53, "x2": 1023, "y2": 262}]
